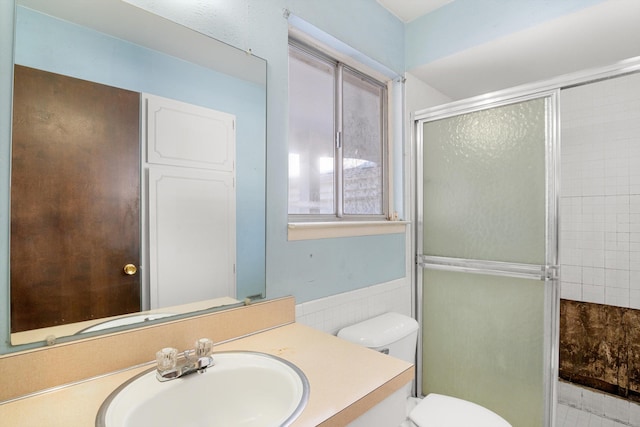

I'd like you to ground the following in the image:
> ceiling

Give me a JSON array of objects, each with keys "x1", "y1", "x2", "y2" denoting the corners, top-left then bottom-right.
[
  {"x1": 376, "y1": 0, "x2": 640, "y2": 100},
  {"x1": 376, "y1": 0, "x2": 453, "y2": 22}
]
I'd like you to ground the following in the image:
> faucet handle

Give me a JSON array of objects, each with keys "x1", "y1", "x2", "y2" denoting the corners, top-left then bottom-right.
[
  {"x1": 195, "y1": 338, "x2": 214, "y2": 358},
  {"x1": 156, "y1": 347, "x2": 178, "y2": 371}
]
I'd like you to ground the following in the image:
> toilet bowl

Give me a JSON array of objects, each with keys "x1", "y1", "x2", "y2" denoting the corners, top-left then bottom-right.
[
  {"x1": 337, "y1": 312, "x2": 512, "y2": 427},
  {"x1": 409, "y1": 393, "x2": 511, "y2": 427}
]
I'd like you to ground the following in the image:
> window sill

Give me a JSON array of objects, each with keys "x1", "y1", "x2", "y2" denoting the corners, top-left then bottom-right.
[{"x1": 287, "y1": 220, "x2": 409, "y2": 241}]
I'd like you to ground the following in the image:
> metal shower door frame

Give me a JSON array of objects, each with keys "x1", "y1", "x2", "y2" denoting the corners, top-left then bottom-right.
[{"x1": 413, "y1": 89, "x2": 561, "y2": 427}]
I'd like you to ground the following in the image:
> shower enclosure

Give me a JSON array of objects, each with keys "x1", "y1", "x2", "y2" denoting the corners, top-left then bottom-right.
[
  {"x1": 414, "y1": 58, "x2": 640, "y2": 427},
  {"x1": 415, "y1": 92, "x2": 560, "y2": 427}
]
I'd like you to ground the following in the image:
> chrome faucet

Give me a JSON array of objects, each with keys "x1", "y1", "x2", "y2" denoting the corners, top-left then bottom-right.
[{"x1": 155, "y1": 338, "x2": 215, "y2": 382}]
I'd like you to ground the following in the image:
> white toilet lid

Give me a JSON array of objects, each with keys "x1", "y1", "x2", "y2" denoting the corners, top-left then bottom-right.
[{"x1": 409, "y1": 394, "x2": 512, "y2": 427}]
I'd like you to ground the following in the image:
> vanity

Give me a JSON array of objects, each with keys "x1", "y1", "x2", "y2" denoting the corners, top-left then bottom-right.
[{"x1": 0, "y1": 297, "x2": 414, "y2": 426}]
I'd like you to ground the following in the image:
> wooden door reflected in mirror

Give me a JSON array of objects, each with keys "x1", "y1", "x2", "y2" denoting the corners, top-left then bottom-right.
[{"x1": 11, "y1": 65, "x2": 141, "y2": 332}]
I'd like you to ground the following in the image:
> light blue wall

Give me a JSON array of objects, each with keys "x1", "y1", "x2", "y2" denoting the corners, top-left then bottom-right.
[
  {"x1": 2, "y1": 0, "x2": 613, "y2": 353},
  {"x1": 154, "y1": 0, "x2": 408, "y2": 303},
  {"x1": 2, "y1": 0, "x2": 611, "y2": 352},
  {"x1": 405, "y1": 0, "x2": 609, "y2": 70},
  {"x1": 259, "y1": 0, "x2": 407, "y2": 302},
  {"x1": 0, "y1": 0, "x2": 406, "y2": 351}
]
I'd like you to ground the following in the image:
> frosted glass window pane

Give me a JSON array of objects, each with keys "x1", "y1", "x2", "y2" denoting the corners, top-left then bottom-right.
[
  {"x1": 342, "y1": 68, "x2": 384, "y2": 215},
  {"x1": 288, "y1": 46, "x2": 335, "y2": 214},
  {"x1": 422, "y1": 98, "x2": 547, "y2": 264},
  {"x1": 422, "y1": 269, "x2": 545, "y2": 427}
]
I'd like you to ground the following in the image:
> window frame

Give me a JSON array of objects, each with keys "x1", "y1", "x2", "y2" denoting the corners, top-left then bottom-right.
[{"x1": 287, "y1": 37, "x2": 390, "y2": 223}]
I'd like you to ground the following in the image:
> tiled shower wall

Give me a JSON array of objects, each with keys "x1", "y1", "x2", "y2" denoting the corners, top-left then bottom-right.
[
  {"x1": 559, "y1": 72, "x2": 640, "y2": 424},
  {"x1": 560, "y1": 72, "x2": 640, "y2": 307}
]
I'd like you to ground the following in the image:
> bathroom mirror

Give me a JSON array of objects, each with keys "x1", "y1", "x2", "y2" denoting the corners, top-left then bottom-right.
[{"x1": 9, "y1": 0, "x2": 266, "y2": 346}]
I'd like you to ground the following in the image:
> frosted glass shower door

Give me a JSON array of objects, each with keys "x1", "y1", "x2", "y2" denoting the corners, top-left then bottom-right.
[{"x1": 417, "y1": 95, "x2": 558, "y2": 427}]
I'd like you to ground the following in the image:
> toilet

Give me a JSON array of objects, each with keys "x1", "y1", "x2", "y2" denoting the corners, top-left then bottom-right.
[{"x1": 337, "y1": 312, "x2": 512, "y2": 427}]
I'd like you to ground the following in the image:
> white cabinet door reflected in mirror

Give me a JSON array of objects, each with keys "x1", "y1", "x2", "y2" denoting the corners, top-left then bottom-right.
[
  {"x1": 145, "y1": 93, "x2": 235, "y2": 171},
  {"x1": 144, "y1": 94, "x2": 236, "y2": 309}
]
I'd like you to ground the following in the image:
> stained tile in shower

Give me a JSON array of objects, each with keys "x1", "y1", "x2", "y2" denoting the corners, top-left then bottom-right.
[{"x1": 560, "y1": 299, "x2": 640, "y2": 402}]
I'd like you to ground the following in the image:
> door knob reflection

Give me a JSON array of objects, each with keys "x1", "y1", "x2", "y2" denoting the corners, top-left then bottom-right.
[{"x1": 123, "y1": 264, "x2": 137, "y2": 275}]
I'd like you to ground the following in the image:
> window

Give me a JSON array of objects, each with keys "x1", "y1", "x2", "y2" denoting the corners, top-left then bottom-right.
[{"x1": 288, "y1": 40, "x2": 388, "y2": 220}]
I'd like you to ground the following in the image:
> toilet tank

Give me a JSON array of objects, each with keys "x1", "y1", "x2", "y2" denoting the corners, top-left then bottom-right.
[{"x1": 337, "y1": 312, "x2": 419, "y2": 363}]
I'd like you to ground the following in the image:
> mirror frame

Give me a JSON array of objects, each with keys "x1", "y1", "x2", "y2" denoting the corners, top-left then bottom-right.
[{"x1": 1, "y1": 0, "x2": 268, "y2": 353}]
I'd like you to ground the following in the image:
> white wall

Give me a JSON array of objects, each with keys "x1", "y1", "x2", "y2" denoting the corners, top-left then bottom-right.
[
  {"x1": 558, "y1": 69, "x2": 640, "y2": 426},
  {"x1": 405, "y1": 73, "x2": 452, "y2": 113},
  {"x1": 559, "y1": 72, "x2": 640, "y2": 309},
  {"x1": 295, "y1": 278, "x2": 411, "y2": 335}
]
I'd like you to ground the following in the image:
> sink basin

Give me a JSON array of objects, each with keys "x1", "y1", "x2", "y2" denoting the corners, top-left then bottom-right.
[{"x1": 96, "y1": 351, "x2": 309, "y2": 427}]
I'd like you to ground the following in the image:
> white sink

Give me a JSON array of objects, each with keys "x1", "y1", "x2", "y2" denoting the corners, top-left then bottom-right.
[{"x1": 96, "y1": 351, "x2": 309, "y2": 427}]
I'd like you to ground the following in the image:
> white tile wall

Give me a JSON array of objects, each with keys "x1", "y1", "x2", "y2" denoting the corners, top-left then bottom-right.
[
  {"x1": 556, "y1": 403, "x2": 630, "y2": 427},
  {"x1": 559, "y1": 72, "x2": 640, "y2": 423},
  {"x1": 294, "y1": 278, "x2": 412, "y2": 335},
  {"x1": 560, "y1": 72, "x2": 640, "y2": 310},
  {"x1": 558, "y1": 381, "x2": 640, "y2": 427}
]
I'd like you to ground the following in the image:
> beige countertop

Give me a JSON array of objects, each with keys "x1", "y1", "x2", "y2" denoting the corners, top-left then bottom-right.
[{"x1": 0, "y1": 323, "x2": 414, "y2": 426}]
